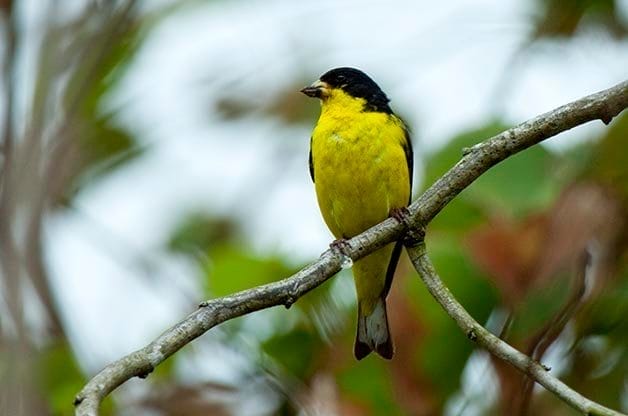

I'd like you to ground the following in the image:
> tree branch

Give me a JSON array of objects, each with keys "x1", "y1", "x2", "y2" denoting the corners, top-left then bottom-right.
[{"x1": 74, "y1": 80, "x2": 628, "y2": 416}]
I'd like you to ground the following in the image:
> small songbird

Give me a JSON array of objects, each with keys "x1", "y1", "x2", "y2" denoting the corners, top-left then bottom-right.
[{"x1": 301, "y1": 67, "x2": 413, "y2": 360}]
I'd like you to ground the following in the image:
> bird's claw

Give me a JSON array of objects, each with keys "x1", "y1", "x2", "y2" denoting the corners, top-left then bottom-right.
[
  {"x1": 330, "y1": 238, "x2": 351, "y2": 256},
  {"x1": 330, "y1": 238, "x2": 354, "y2": 269}
]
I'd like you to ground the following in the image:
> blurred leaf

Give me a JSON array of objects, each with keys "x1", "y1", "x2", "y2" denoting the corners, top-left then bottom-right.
[
  {"x1": 204, "y1": 244, "x2": 295, "y2": 297},
  {"x1": 169, "y1": 214, "x2": 239, "y2": 254},
  {"x1": 69, "y1": 114, "x2": 143, "y2": 195},
  {"x1": 170, "y1": 213, "x2": 297, "y2": 298},
  {"x1": 509, "y1": 276, "x2": 571, "y2": 340},
  {"x1": 533, "y1": 0, "x2": 628, "y2": 39},
  {"x1": 37, "y1": 341, "x2": 114, "y2": 416},
  {"x1": 37, "y1": 342, "x2": 84, "y2": 415},
  {"x1": 587, "y1": 113, "x2": 628, "y2": 201},
  {"x1": 566, "y1": 335, "x2": 628, "y2": 411},
  {"x1": 429, "y1": 197, "x2": 486, "y2": 235},
  {"x1": 148, "y1": 352, "x2": 177, "y2": 384},
  {"x1": 337, "y1": 358, "x2": 402, "y2": 416},
  {"x1": 214, "y1": 96, "x2": 258, "y2": 120},
  {"x1": 262, "y1": 328, "x2": 321, "y2": 379},
  {"x1": 472, "y1": 143, "x2": 558, "y2": 216},
  {"x1": 423, "y1": 122, "x2": 508, "y2": 189},
  {"x1": 424, "y1": 121, "x2": 559, "y2": 225},
  {"x1": 266, "y1": 82, "x2": 320, "y2": 124},
  {"x1": 56, "y1": 7, "x2": 146, "y2": 201},
  {"x1": 423, "y1": 124, "x2": 503, "y2": 235},
  {"x1": 64, "y1": 5, "x2": 143, "y2": 117},
  {"x1": 138, "y1": 381, "x2": 233, "y2": 416},
  {"x1": 466, "y1": 215, "x2": 547, "y2": 304},
  {"x1": 575, "y1": 273, "x2": 628, "y2": 339}
]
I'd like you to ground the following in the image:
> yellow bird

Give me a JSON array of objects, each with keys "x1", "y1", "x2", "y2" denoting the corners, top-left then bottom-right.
[{"x1": 301, "y1": 67, "x2": 413, "y2": 360}]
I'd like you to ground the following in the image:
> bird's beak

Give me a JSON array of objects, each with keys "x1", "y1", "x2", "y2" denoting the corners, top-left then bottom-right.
[{"x1": 300, "y1": 80, "x2": 329, "y2": 98}]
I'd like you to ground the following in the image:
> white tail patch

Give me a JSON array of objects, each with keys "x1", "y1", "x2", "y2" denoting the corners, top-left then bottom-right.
[
  {"x1": 365, "y1": 299, "x2": 388, "y2": 348},
  {"x1": 355, "y1": 298, "x2": 393, "y2": 360}
]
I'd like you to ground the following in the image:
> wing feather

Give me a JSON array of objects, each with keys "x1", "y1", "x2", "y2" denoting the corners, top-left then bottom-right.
[
  {"x1": 383, "y1": 122, "x2": 413, "y2": 298},
  {"x1": 308, "y1": 137, "x2": 315, "y2": 183}
]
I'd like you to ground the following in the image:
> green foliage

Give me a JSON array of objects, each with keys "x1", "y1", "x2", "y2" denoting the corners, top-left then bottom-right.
[
  {"x1": 168, "y1": 213, "x2": 297, "y2": 297},
  {"x1": 588, "y1": 113, "x2": 628, "y2": 198},
  {"x1": 428, "y1": 197, "x2": 486, "y2": 235},
  {"x1": 61, "y1": 11, "x2": 146, "y2": 201},
  {"x1": 577, "y1": 274, "x2": 628, "y2": 339},
  {"x1": 37, "y1": 342, "x2": 114, "y2": 416},
  {"x1": 423, "y1": 124, "x2": 505, "y2": 235},
  {"x1": 204, "y1": 244, "x2": 295, "y2": 297},
  {"x1": 473, "y1": 144, "x2": 558, "y2": 216},
  {"x1": 337, "y1": 358, "x2": 403, "y2": 416},
  {"x1": 425, "y1": 121, "x2": 560, "y2": 220},
  {"x1": 262, "y1": 328, "x2": 321, "y2": 379},
  {"x1": 533, "y1": 0, "x2": 628, "y2": 38},
  {"x1": 509, "y1": 275, "x2": 572, "y2": 339},
  {"x1": 169, "y1": 215, "x2": 239, "y2": 254},
  {"x1": 423, "y1": 123, "x2": 508, "y2": 188},
  {"x1": 73, "y1": 115, "x2": 143, "y2": 187}
]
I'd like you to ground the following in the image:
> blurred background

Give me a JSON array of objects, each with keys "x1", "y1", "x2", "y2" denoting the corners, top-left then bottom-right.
[{"x1": 1, "y1": 0, "x2": 627, "y2": 415}]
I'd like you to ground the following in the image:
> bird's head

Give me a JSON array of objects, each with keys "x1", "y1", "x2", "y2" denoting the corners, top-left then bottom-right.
[{"x1": 300, "y1": 67, "x2": 392, "y2": 114}]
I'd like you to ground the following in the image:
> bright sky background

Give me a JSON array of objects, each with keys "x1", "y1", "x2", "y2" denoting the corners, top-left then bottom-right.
[{"x1": 36, "y1": 0, "x2": 628, "y2": 412}]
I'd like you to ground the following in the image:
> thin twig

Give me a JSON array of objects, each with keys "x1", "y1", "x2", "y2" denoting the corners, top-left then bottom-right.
[
  {"x1": 517, "y1": 249, "x2": 590, "y2": 416},
  {"x1": 75, "y1": 80, "x2": 628, "y2": 416},
  {"x1": 405, "y1": 241, "x2": 622, "y2": 416}
]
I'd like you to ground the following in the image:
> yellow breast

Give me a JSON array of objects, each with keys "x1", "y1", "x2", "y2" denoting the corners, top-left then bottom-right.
[{"x1": 310, "y1": 90, "x2": 411, "y2": 239}]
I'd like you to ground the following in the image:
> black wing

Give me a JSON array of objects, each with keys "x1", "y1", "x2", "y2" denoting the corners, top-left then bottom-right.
[
  {"x1": 308, "y1": 137, "x2": 315, "y2": 183},
  {"x1": 383, "y1": 123, "x2": 414, "y2": 298},
  {"x1": 401, "y1": 127, "x2": 414, "y2": 193}
]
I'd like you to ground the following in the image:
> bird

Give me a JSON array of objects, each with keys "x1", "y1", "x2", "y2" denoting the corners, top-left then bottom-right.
[{"x1": 301, "y1": 67, "x2": 413, "y2": 360}]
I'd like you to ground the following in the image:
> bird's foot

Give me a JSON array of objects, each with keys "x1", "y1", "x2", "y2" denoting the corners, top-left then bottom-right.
[
  {"x1": 330, "y1": 238, "x2": 354, "y2": 269},
  {"x1": 330, "y1": 238, "x2": 351, "y2": 256},
  {"x1": 389, "y1": 207, "x2": 411, "y2": 227}
]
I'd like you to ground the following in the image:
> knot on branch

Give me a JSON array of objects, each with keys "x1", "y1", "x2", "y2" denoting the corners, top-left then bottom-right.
[
  {"x1": 283, "y1": 281, "x2": 301, "y2": 309},
  {"x1": 138, "y1": 365, "x2": 154, "y2": 379},
  {"x1": 467, "y1": 329, "x2": 478, "y2": 342},
  {"x1": 284, "y1": 294, "x2": 297, "y2": 309},
  {"x1": 403, "y1": 226, "x2": 425, "y2": 248},
  {"x1": 462, "y1": 141, "x2": 486, "y2": 156}
]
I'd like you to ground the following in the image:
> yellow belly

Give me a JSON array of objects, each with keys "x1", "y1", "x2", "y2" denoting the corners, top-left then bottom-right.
[
  {"x1": 311, "y1": 112, "x2": 410, "y2": 239},
  {"x1": 311, "y1": 110, "x2": 411, "y2": 313}
]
